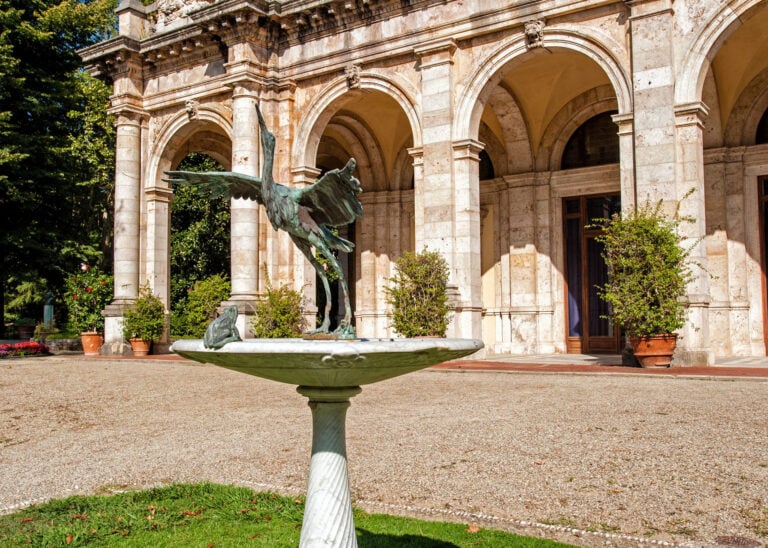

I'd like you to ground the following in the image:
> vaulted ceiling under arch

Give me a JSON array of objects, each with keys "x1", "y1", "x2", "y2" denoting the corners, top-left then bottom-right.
[
  {"x1": 479, "y1": 49, "x2": 613, "y2": 169},
  {"x1": 315, "y1": 91, "x2": 413, "y2": 192}
]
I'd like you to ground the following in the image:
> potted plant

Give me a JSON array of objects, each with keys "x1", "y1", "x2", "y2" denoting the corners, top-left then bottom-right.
[
  {"x1": 14, "y1": 318, "x2": 36, "y2": 340},
  {"x1": 122, "y1": 285, "x2": 166, "y2": 356},
  {"x1": 64, "y1": 264, "x2": 113, "y2": 356},
  {"x1": 384, "y1": 249, "x2": 451, "y2": 338},
  {"x1": 593, "y1": 199, "x2": 696, "y2": 367}
]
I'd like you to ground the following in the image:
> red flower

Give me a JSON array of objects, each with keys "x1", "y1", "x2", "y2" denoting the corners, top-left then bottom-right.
[
  {"x1": 73, "y1": 294, "x2": 78, "y2": 300},
  {"x1": 86, "y1": 287, "x2": 93, "y2": 292}
]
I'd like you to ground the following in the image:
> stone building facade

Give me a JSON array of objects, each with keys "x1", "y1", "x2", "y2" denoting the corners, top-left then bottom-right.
[{"x1": 81, "y1": 0, "x2": 768, "y2": 363}]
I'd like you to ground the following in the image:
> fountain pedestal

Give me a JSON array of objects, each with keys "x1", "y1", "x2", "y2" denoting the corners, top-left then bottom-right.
[
  {"x1": 172, "y1": 338, "x2": 482, "y2": 546},
  {"x1": 297, "y1": 386, "x2": 362, "y2": 547}
]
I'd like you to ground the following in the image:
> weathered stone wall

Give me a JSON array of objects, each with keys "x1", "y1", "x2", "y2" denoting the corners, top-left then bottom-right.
[{"x1": 81, "y1": 0, "x2": 768, "y2": 362}]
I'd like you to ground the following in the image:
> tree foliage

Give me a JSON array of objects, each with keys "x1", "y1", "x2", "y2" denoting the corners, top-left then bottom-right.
[
  {"x1": 170, "y1": 153, "x2": 231, "y2": 334},
  {"x1": 0, "y1": 0, "x2": 118, "y2": 335}
]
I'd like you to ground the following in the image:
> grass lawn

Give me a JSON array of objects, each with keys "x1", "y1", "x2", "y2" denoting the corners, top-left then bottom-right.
[{"x1": 0, "y1": 483, "x2": 573, "y2": 547}]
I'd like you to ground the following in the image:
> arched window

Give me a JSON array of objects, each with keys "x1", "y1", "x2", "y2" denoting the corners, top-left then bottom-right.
[
  {"x1": 756, "y1": 107, "x2": 768, "y2": 144},
  {"x1": 561, "y1": 111, "x2": 619, "y2": 169}
]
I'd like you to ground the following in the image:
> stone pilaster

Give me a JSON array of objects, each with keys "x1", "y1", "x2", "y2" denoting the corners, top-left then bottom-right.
[
  {"x1": 452, "y1": 139, "x2": 484, "y2": 339},
  {"x1": 415, "y1": 40, "x2": 481, "y2": 338},
  {"x1": 612, "y1": 112, "x2": 636, "y2": 212},
  {"x1": 414, "y1": 40, "x2": 456, "y2": 256},
  {"x1": 674, "y1": 102, "x2": 713, "y2": 365},
  {"x1": 626, "y1": 0, "x2": 676, "y2": 204}
]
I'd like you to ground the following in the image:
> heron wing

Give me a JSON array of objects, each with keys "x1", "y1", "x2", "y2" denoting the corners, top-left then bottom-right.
[
  {"x1": 296, "y1": 159, "x2": 362, "y2": 227},
  {"x1": 163, "y1": 171, "x2": 264, "y2": 203}
]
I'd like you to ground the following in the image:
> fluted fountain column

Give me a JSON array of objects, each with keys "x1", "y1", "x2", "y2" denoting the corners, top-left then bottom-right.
[{"x1": 296, "y1": 386, "x2": 362, "y2": 548}]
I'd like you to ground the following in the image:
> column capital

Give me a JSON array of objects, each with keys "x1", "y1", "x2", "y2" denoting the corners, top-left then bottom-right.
[
  {"x1": 611, "y1": 112, "x2": 634, "y2": 134},
  {"x1": 674, "y1": 101, "x2": 709, "y2": 129},
  {"x1": 414, "y1": 39, "x2": 457, "y2": 69},
  {"x1": 145, "y1": 185, "x2": 174, "y2": 203},
  {"x1": 407, "y1": 146, "x2": 424, "y2": 165},
  {"x1": 625, "y1": 0, "x2": 673, "y2": 20},
  {"x1": 292, "y1": 165, "x2": 322, "y2": 186},
  {"x1": 109, "y1": 103, "x2": 147, "y2": 126},
  {"x1": 224, "y1": 76, "x2": 262, "y2": 98},
  {"x1": 452, "y1": 139, "x2": 485, "y2": 161}
]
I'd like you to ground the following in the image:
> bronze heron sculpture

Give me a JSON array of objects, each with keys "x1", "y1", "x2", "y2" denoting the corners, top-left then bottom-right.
[{"x1": 165, "y1": 104, "x2": 362, "y2": 338}]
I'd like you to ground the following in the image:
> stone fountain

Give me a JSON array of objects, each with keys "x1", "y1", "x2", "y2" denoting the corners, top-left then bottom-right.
[
  {"x1": 169, "y1": 104, "x2": 482, "y2": 545},
  {"x1": 172, "y1": 337, "x2": 482, "y2": 546}
]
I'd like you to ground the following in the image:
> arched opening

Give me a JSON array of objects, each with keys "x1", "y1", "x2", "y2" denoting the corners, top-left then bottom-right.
[
  {"x1": 309, "y1": 90, "x2": 415, "y2": 336},
  {"x1": 169, "y1": 152, "x2": 230, "y2": 337},
  {"x1": 471, "y1": 46, "x2": 622, "y2": 354}
]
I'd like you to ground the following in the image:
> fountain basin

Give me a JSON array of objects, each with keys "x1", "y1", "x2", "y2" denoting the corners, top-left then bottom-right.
[
  {"x1": 172, "y1": 337, "x2": 483, "y2": 547},
  {"x1": 171, "y1": 338, "x2": 483, "y2": 387}
]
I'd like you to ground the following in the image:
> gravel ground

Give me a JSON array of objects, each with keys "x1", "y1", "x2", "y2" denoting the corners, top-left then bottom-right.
[{"x1": 1, "y1": 356, "x2": 767, "y2": 547}]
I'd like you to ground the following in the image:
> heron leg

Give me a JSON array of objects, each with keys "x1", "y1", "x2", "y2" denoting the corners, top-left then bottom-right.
[
  {"x1": 314, "y1": 243, "x2": 355, "y2": 338},
  {"x1": 292, "y1": 236, "x2": 333, "y2": 333}
]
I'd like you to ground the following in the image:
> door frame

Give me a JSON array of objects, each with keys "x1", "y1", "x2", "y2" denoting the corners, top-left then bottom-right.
[{"x1": 563, "y1": 193, "x2": 622, "y2": 354}]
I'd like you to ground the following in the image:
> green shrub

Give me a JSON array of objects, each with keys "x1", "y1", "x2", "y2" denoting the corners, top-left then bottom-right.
[
  {"x1": 251, "y1": 273, "x2": 306, "y2": 338},
  {"x1": 173, "y1": 274, "x2": 230, "y2": 337},
  {"x1": 593, "y1": 199, "x2": 696, "y2": 337},
  {"x1": 64, "y1": 264, "x2": 113, "y2": 333},
  {"x1": 385, "y1": 249, "x2": 451, "y2": 337},
  {"x1": 122, "y1": 285, "x2": 166, "y2": 341}
]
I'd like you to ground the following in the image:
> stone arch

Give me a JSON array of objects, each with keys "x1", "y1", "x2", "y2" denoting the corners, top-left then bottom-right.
[
  {"x1": 537, "y1": 84, "x2": 618, "y2": 171},
  {"x1": 292, "y1": 73, "x2": 421, "y2": 169},
  {"x1": 675, "y1": 0, "x2": 764, "y2": 106},
  {"x1": 454, "y1": 28, "x2": 632, "y2": 143},
  {"x1": 148, "y1": 105, "x2": 233, "y2": 189},
  {"x1": 723, "y1": 69, "x2": 768, "y2": 146}
]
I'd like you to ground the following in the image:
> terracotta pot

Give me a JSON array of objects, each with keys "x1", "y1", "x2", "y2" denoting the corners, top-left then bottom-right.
[
  {"x1": 129, "y1": 338, "x2": 152, "y2": 356},
  {"x1": 16, "y1": 325, "x2": 35, "y2": 340},
  {"x1": 629, "y1": 334, "x2": 677, "y2": 368},
  {"x1": 80, "y1": 332, "x2": 103, "y2": 356}
]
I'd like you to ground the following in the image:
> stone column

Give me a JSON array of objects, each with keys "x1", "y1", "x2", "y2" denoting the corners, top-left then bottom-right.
[
  {"x1": 226, "y1": 83, "x2": 261, "y2": 337},
  {"x1": 674, "y1": 102, "x2": 712, "y2": 365},
  {"x1": 103, "y1": 109, "x2": 144, "y2": 354}
]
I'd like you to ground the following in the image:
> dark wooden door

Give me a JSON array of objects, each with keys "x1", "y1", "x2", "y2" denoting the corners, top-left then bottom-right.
[{"x1": 564, "y1": 194, "x2": 622, "y2": 353}]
